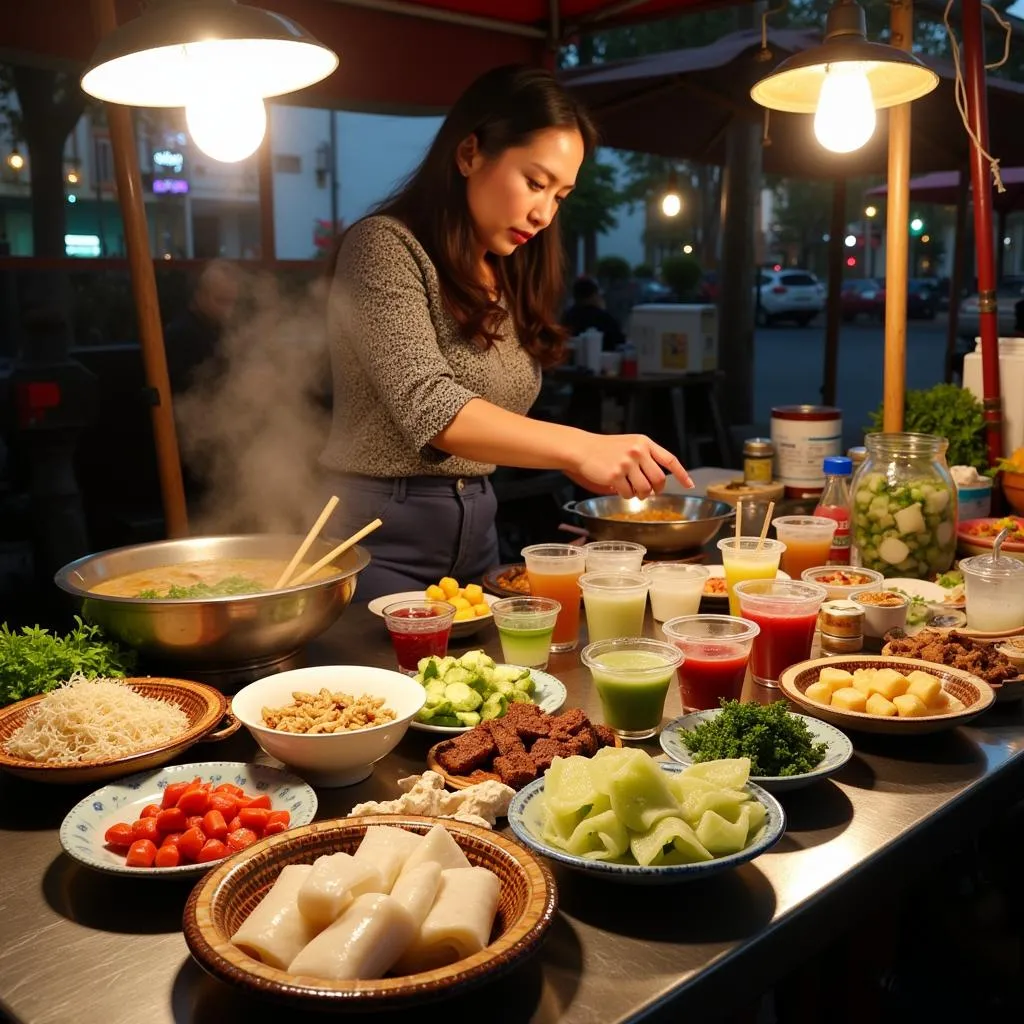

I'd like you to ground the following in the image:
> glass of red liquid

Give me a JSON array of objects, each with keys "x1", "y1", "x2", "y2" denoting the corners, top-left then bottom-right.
[
  {"x1": 382, "y1": 600, "x2": 456, "y2": 675},
  {"x1": 733, "y1": 580, "x2": 828, "y2": 687},
  {"x1": 661, "y1": 614, "x2": 760, "y2": 711}
]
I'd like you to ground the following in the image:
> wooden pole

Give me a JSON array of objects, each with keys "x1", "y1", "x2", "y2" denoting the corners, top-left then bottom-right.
[
  {"x1": 257, "y1": 115, "x2": 276, "y2": 263},
  {"x1": 91, "y1": 0, "x2": 188, "y2": 538},
  {"x1": 961, "y1": 0, "x2": 1004, "y2": 464},
  {"x1": 882, "y1": 0, "x2": 913, "y2": 432},
  {"x1": 944, "y1": 166, "x2": 970, "y2": 383},
  {"x1": 822, "y1": 177, "x2": 846, "y2": 407}
]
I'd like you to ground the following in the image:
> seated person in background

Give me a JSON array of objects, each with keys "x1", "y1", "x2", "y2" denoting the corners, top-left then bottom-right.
[
  {"x1": 164, "y1": 259, "x2": 240, "y2": 396},
  {"x1": 562, "y1": 276, "x2": 626, "y2": 351}
]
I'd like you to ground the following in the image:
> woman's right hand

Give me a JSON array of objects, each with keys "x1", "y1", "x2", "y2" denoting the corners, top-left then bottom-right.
[{"x1": 570, "y1": 433, "x2": 693, "y2": 499}]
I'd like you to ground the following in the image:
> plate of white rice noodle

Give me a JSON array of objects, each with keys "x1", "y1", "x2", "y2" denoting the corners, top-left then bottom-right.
[{"x1": 0, "y1": 674, "x2": 236, "y2": 784}]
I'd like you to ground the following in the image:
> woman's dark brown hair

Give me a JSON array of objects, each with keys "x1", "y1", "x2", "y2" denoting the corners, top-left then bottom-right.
[{"x1": 336, "y1": 65, "x2": 597, "y2": 368}]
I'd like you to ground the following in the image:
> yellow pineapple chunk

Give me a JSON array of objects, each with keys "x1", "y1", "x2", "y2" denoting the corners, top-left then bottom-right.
[
  {"x1": 805, "y1": 681, "x2": 834, "y2": 705},
  {"x1": 869, "y1": 669, "x2": 909, "y2": 701},
  {"x1": 832, "y1": 687, "x2": 868, "y2": 712},
  {"x1": 852, "y1": 669, "x2": 877, "y2": 695},
  {"x1": 425, "y1": 584, "x2": 446, "y2": 601},
  {"x1": 463, "y1": 583, "x2": 485, "y2": 605},
  {"x1": 817, "y1": 667, "x2": 854, "y2": 694},
  {"x1": 453, "y1": 607, "x2": 475, "y2": 621},
  {"x1": 472, "y1": 601, "x2": 491, "y2": 617},
  {"x1": 906, "y1": 671, "x2": 943, "y2": 708},
  {"x1": 439, "y1": 576, "x2": 460, "y2": 598},
  {"x1": 893, "y1": 693, "x2": 929, "y2": 717},
  {"x1": 865, "y1": 692, "x2": 898, "y2": 717}
]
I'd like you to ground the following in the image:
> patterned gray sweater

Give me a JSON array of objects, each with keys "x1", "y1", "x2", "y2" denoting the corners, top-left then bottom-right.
[{"x1": 320, "y1": 215, "x2": 541, "y2": 478}]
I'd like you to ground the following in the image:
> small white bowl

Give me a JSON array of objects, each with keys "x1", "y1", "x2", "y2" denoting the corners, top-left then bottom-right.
[
  {"x1": 852, "y1": 591, "x2": 909, "y2": 639},
  {"x1": 232, "y1": 666, "x2": 426, "y2": 788}
]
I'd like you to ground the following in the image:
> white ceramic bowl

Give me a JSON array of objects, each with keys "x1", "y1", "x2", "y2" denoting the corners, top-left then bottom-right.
[{"x1": 232, "y1": 666, "x2": 426, "y2": 788}]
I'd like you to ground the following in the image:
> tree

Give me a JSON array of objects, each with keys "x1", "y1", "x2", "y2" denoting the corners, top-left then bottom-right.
[{"x1": 558, "y1": 156, "x2": 623, "y2": 275}]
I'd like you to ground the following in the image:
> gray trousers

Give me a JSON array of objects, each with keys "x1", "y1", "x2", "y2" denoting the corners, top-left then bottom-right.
[{"x1": 322, "y1": 472, "x2": 499, "y2": 602}]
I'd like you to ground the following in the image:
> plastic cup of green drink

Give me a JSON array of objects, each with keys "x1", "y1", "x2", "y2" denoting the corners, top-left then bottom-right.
[
  {"x1": 581, "y1": 637, "x2": 684, "y2": 740},
  {"x1": 490, "y1": 597, "x2": 561, "y2": 669}
]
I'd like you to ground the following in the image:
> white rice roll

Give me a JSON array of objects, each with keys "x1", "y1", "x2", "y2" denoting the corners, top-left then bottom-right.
[
  {"x1": 400, "y1": 824, "x2": 471, "y2": 875},
  {"x1": 231, "y1": 864, "x2": 321, "y2": 969},
  {"x1": 287, "y1": 893, "x2": 417, "y2": 981},
  {"x1": 297, "y1": 852, "x2": 384, "y2": 930},
  {"x1": 388, "y1": 861, "x2": 442, "y2": 929},
  {"x1": 393, "y1": 866, "x2": 500, "y2": 974},
  {"x1": 351, "y1": 825, "x2": 422, "y2": 892}
]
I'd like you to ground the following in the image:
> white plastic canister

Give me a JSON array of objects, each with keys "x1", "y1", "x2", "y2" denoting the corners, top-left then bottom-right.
[
  {"x1": 962, "y1": 337, "x2": 1024, "y2": 455},
  {"x1": 770, "y1": 405, "x2": 843, "y2": 497}
]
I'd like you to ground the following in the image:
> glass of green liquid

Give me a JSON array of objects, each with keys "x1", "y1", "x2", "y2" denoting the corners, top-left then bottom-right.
[
  {"x1": 490, "y1": 597, "x2": 561, "y2": 669},
  {"x1": 578, "y1": 570, "x2": 650, "y2": 642},
  {"x1": 581, "y1": 637, "x2": 684, "y2": 740}
]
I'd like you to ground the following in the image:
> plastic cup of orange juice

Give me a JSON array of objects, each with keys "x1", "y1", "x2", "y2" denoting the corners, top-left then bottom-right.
[
  {"x1": 771, "y1": 516, "x2": 838, "y2": 580},
  {"x1": 521, "y1": 544, "x2": 587, "y2": 652}
]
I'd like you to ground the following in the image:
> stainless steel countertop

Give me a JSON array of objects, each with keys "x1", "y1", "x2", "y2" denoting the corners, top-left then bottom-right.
[{"x1": 2, "y1": 605, "x2": 1023, "y2": 1024}]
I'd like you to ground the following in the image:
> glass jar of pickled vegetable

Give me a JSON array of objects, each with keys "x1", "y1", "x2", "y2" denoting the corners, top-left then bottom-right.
[{"x1": 850, "y1": 433, "x2": 958, "y2": 578}]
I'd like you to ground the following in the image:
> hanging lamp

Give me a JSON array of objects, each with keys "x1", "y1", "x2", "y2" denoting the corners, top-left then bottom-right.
[{"x1": 750, "y1": 0, "x2": 938, "y2": 154}]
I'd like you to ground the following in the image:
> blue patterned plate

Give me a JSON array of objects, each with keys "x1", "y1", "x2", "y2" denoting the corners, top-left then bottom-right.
[
  {"x1": 659, "y1": 709, "x2": 854, "y2": 793},
  {"x1": 508, "y1": 762, "x2": 784, "y2": 885},
  {"x1": 59, "y1": 761, "x2": 317, "y2": 879}
]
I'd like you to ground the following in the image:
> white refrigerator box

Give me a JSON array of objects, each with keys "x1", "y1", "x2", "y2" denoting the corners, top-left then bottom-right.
[{"x1": 628, "y1": 303, "x2": 718, "y2": 375}]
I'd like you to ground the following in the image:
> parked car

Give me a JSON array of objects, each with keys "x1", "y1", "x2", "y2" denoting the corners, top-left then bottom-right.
[
  {"x1": 906, "y1": 278, "x2": 939, "y2": 320},
  {"x1": 840, "y1": 279, "x2": 884, "y2": 322},
  {"x1": 957, "y1": 281, "x2": 1024, "y2": 340},
  {"x1": 755, "y1": 268, "x2": 825, "y2": 326}
]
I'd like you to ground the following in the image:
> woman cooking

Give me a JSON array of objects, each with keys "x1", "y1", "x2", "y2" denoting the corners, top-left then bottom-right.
[{"x1": 322, "y1": 64, "x2": 692, "y2": 600}]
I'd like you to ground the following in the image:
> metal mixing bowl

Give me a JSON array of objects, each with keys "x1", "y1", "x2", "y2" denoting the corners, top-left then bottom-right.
[
  {"x1": 55, "y1": 535, "x2": 370, "y2": 672},
  {"x1": 563, "y1": 496, "x2": 736, "y2": 553}
]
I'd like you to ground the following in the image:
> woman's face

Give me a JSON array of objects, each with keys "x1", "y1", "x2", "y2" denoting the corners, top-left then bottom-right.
[{"x1": 459, "y1": 126, "x2": 585, "y2": 257}]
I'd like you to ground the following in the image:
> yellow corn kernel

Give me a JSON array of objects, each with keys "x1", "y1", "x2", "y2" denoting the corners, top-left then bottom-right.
[
  {"x1": 425, "y1": 584, "x2": 446, "y2": 601},
  {"x1": 831, "y1": 687, "x2": 867, "y2": 712},
  {"x1": 893, "y1": 693, "x2": 929, "y2": 718},
  {"x1": 473, "y1": 602, "x2": 491, "y2": 617},
  {"x1": 464, "y1": 583, "x2": 485, "y2": 605},
  {"x1": 439, "y1": 577, "x2": 461, "y2": 598},
  {"x1": 805, "y1": 681, "x2": 833, "y2": 705},
  {"x1": 865, "y1": 692, "x2": 898, "y2": 717}
]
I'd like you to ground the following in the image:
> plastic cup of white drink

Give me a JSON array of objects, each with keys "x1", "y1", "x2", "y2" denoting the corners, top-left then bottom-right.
[
  {"x1": 642, "y1": 563, "x2": 709, "y2": 623},
  {"x1": 578, "y1": 571, "x2": 650, "y2": 643}
]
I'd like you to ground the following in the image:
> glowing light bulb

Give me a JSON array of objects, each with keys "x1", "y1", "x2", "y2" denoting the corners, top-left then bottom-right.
[
  {"x1": 186, "y1": 89, "x2": 267, "y2": 163},
  {"x1": 814, "y1": 63, "x2": 876, "y2": 154},
  {"x1": 661, "y1": 192, "x2": 681, "y2": 217},
  {"x1": 7, "y1": 151, "x2": 24, "y2": 171}
]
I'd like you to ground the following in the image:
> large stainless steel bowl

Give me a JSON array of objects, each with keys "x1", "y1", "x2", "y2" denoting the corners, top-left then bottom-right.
[
  {"x1": 55, "y1": 535, "x2": 370, "y2": 673},
  {"x1": 563, "y1": 495, "x2": 735, "y2": 553}
]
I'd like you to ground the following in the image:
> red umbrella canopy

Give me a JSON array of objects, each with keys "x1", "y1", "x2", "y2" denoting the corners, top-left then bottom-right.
[{"x1": 3, "y1": 0, "x2": 744, "y2": 111}]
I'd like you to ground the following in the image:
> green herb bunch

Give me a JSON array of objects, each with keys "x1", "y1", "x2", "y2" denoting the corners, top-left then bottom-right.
[
  {"x1": 137, "y1": 575, "x2": 264, "y2": 599},
  {"x1": 680, "y1": 700, "x2": 828, "y2": 777},
  {"x1": 0, "y1": 617, "x2": 137, "y2": 706},
  {"x1": 868, "y1": 383, "x2": 988, "y2": 473}
]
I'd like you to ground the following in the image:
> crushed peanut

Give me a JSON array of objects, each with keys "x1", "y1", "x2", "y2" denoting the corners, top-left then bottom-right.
[{"x1": 261, "y1": 688, "x2": 395, "y2": 734}]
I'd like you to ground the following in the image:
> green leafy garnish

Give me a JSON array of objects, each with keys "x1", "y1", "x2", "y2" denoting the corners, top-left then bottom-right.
[
  {"x1": 0, "y1": 617, "x2": 137, "y2": 707},
  {"x1": 137, "y1": 575, "x2": 265, "y2": 599},
  {"x1": 936, "y1": 570, "x2": 963, "y2": 589},
  {"x1": 680, "y1": 700, "x2": 828, "y2": 777}
]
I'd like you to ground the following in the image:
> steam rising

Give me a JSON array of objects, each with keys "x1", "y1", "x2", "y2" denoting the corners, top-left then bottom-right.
[{"x1": 174, "y1": 271, "x2": 332, "y2": 536}]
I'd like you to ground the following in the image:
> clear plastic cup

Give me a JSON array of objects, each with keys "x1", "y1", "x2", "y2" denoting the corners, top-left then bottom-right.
[
  {"x1": 800, "y1": 565, "x2": 884, "y2": 601},
  {"x1": 382, "y1": 600, "x2": 456, "y2": 675},
  {"x1": 960, "y1": 554, "x2": 1024, "y2": 631},
  {"x1": 583, "y1": 540, "x2": 647, "y2": 573},
  {"x1": 578, "y1": 570, "x2": 650, "y2": 643},
  {"x1": 661, "y1": 614, "x2": 760, "y2": 711},
  {"x1": 490, "y1": 596, "x2": 561, "y2": 669},
  {"x1": 733, "y1": 579, "x2": 828, "y2": 687},
  {"x1": 581, "y1": 636, "x2": 684, "y2": 740},
  {"x1": 771, "y1": 516, "x2": 838, "y2": 580},
  {"x1": 717, "y1": 536, "x2": 787, "y2": 616},
  {"x1": 643, "y1": 563, "x2": 709, "y2": 623},
  {"x1": 521, "y1": 544, "x2": 587, "y2": 652}
]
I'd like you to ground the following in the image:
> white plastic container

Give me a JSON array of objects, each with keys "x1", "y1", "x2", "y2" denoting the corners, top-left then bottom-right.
[
  {"x1": 963, "y1": 337, "x2": 1024, "y2": 455},
  {"x1": 628, "y1": 304, "x2": 718, "y2": 375},
  {"x1": 770, "y1": 405, "x2": 843, "y2": 497}
]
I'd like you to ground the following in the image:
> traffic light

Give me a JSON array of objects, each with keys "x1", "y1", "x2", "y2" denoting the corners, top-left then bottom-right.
[
  {"x1": 846, "y1": 256, "x2": 857, "y2": 267},
  {"x1": 909, "y1": 217, "x2": 925, "y2": 235}
]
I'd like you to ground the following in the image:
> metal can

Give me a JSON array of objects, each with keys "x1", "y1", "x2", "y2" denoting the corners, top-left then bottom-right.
[
  {"x1": 770, "y1": 405, "x2": 842, "y2": 498},
  {"x1": 820, "y1": 630, "x2": 864, "y2": 655},
  {"x1": 818, "y1": 599, "x2": 866, "y2": 638},
  {"x1": 743, "y1": 438, "x2": 775, "y2": 484}
]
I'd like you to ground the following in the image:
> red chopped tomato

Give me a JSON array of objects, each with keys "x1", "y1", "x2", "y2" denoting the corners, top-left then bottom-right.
[
  {"x1": 263, "y1": 820, "x2": 288, "y2": 837},
  {"x1": 266, "y1": 810, "x2": 290, "y2": 828},
  {"x1": 196, "y1": 838, "x2": 227, "y2": 863},
  {"x1": 131, "y1": 817, "x2": 161, "y2": 844},
  {"x1": 208, "y1": 793, "x2": 238, "y2": 817},
  {"x1": 140, "y1": 803, "x2": 162, "y2": 819},
  {"x1": 154, "y1": 845, "x2": 181, "y2": 868},
  {"x1": 160, "y1": 831, "x2": 182, "y2": 849},
  {"x1": 126, "y1": 839, "x2": 158, "y2": 868},
  {"x1": 238, "y1": 807, "x2": 270, "y2": 834},
  {"x1": 186, "y1": 815, "x2": 205, "y2": 831},
  {"x1": 202, "y1": 810, "x2": 228, "y2": 842},
  {"x1": 104, "y1": 822, "x2": 134, "y2": 848},
  {"x1": 226, "y1": 827, "x2": 258, "y2": 852},
  {"x1": 161, "y1": 781, "x2": 191, "y2": 809},
  {"x1": 214, "y1": 783, "x2": 245, "y2": 798},
  {"x1": 177, "y1": 787, "x2": 211, "y2": 816},
  {"x1": 178, "y1": 826, "x2": 207, "y2": 863},
  {"x1": 156, "y1": 807, "x2": 188, "y2": 834},
  {"x1": 245, "y1": 793, "x2": 272, "y2": 811}
]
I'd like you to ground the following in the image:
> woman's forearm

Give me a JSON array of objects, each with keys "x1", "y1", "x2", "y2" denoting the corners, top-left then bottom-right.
[{"x1": 431, "y1": 397, "x2": 588, "y2": 473}]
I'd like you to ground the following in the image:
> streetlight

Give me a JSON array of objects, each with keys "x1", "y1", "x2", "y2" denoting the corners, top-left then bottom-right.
[
  {"x1": 682, "y1": 244, "x2": 693, "y2": 254},
  {"x1": 910, "y1": 217, "x2": 924, "y2": 235},
  {"x1": 864, "y1": 205, "x2": 877, "y2": 219},
  {"x1": 750, "y1": 0, "x2": 938, "y2": 154},
  {"x1": 661, "y1": 167, "x2": 681, "y2": 217},
  {"x1": 81, "y1": 0, "x2": 338, "y2": 163},
  {"x1": 7, "y1": 149, "x2": 24, "y2": 171},
  {"x1": 844, "y1": 234, "x2": 857, "y2": 247}
]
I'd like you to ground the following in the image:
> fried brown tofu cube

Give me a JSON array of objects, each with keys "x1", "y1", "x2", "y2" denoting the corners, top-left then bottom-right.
[
  {"x1": 435, "y1": 729, "x2": 495, "y2": 775},
  {"x1": 549, "y1": 708, "x2": 588, "y2": 738},
  {"x1": 572, "y1": 725, "x2": 599, "y2": 757},
  {"x1": 492, "y1": 753, "x2": 537, "y2": 790},
  {"x1": 593, "y1": 724, "x2": 617, "y2": 748}
]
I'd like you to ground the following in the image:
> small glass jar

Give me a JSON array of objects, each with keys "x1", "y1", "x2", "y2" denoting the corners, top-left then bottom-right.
[
  {"x1": 850, "y1": 433, "x2": 958, "y2": 578},
  {"x1": 820, "y1": 631, "x2": 864, "y2": 655},
  {"x1": 743, "y1": 438, "x2": 775, "y2": 484},
  {"x1": 960, "y1": 554, "x2": 1024, "y2": 631},
  {"x1": 819, "y1": 599, "x2": 865, "y2": 637}
]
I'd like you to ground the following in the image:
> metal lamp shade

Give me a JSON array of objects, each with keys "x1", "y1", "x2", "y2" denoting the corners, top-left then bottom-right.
[
  {"x1": 81, "y1": 0, "x2": 339, "y2": 106},
  {"x1": 750, "y1": 40, "x2": 939, "y2": 114}
]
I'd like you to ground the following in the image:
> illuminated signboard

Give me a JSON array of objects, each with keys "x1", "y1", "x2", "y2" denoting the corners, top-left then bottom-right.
[
  {"x1": 153, "y1": 177, "x2": 189, "y2": 195},
  {"x1": 153, "y1": 149, "x2": 185, "y2": 174}
]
